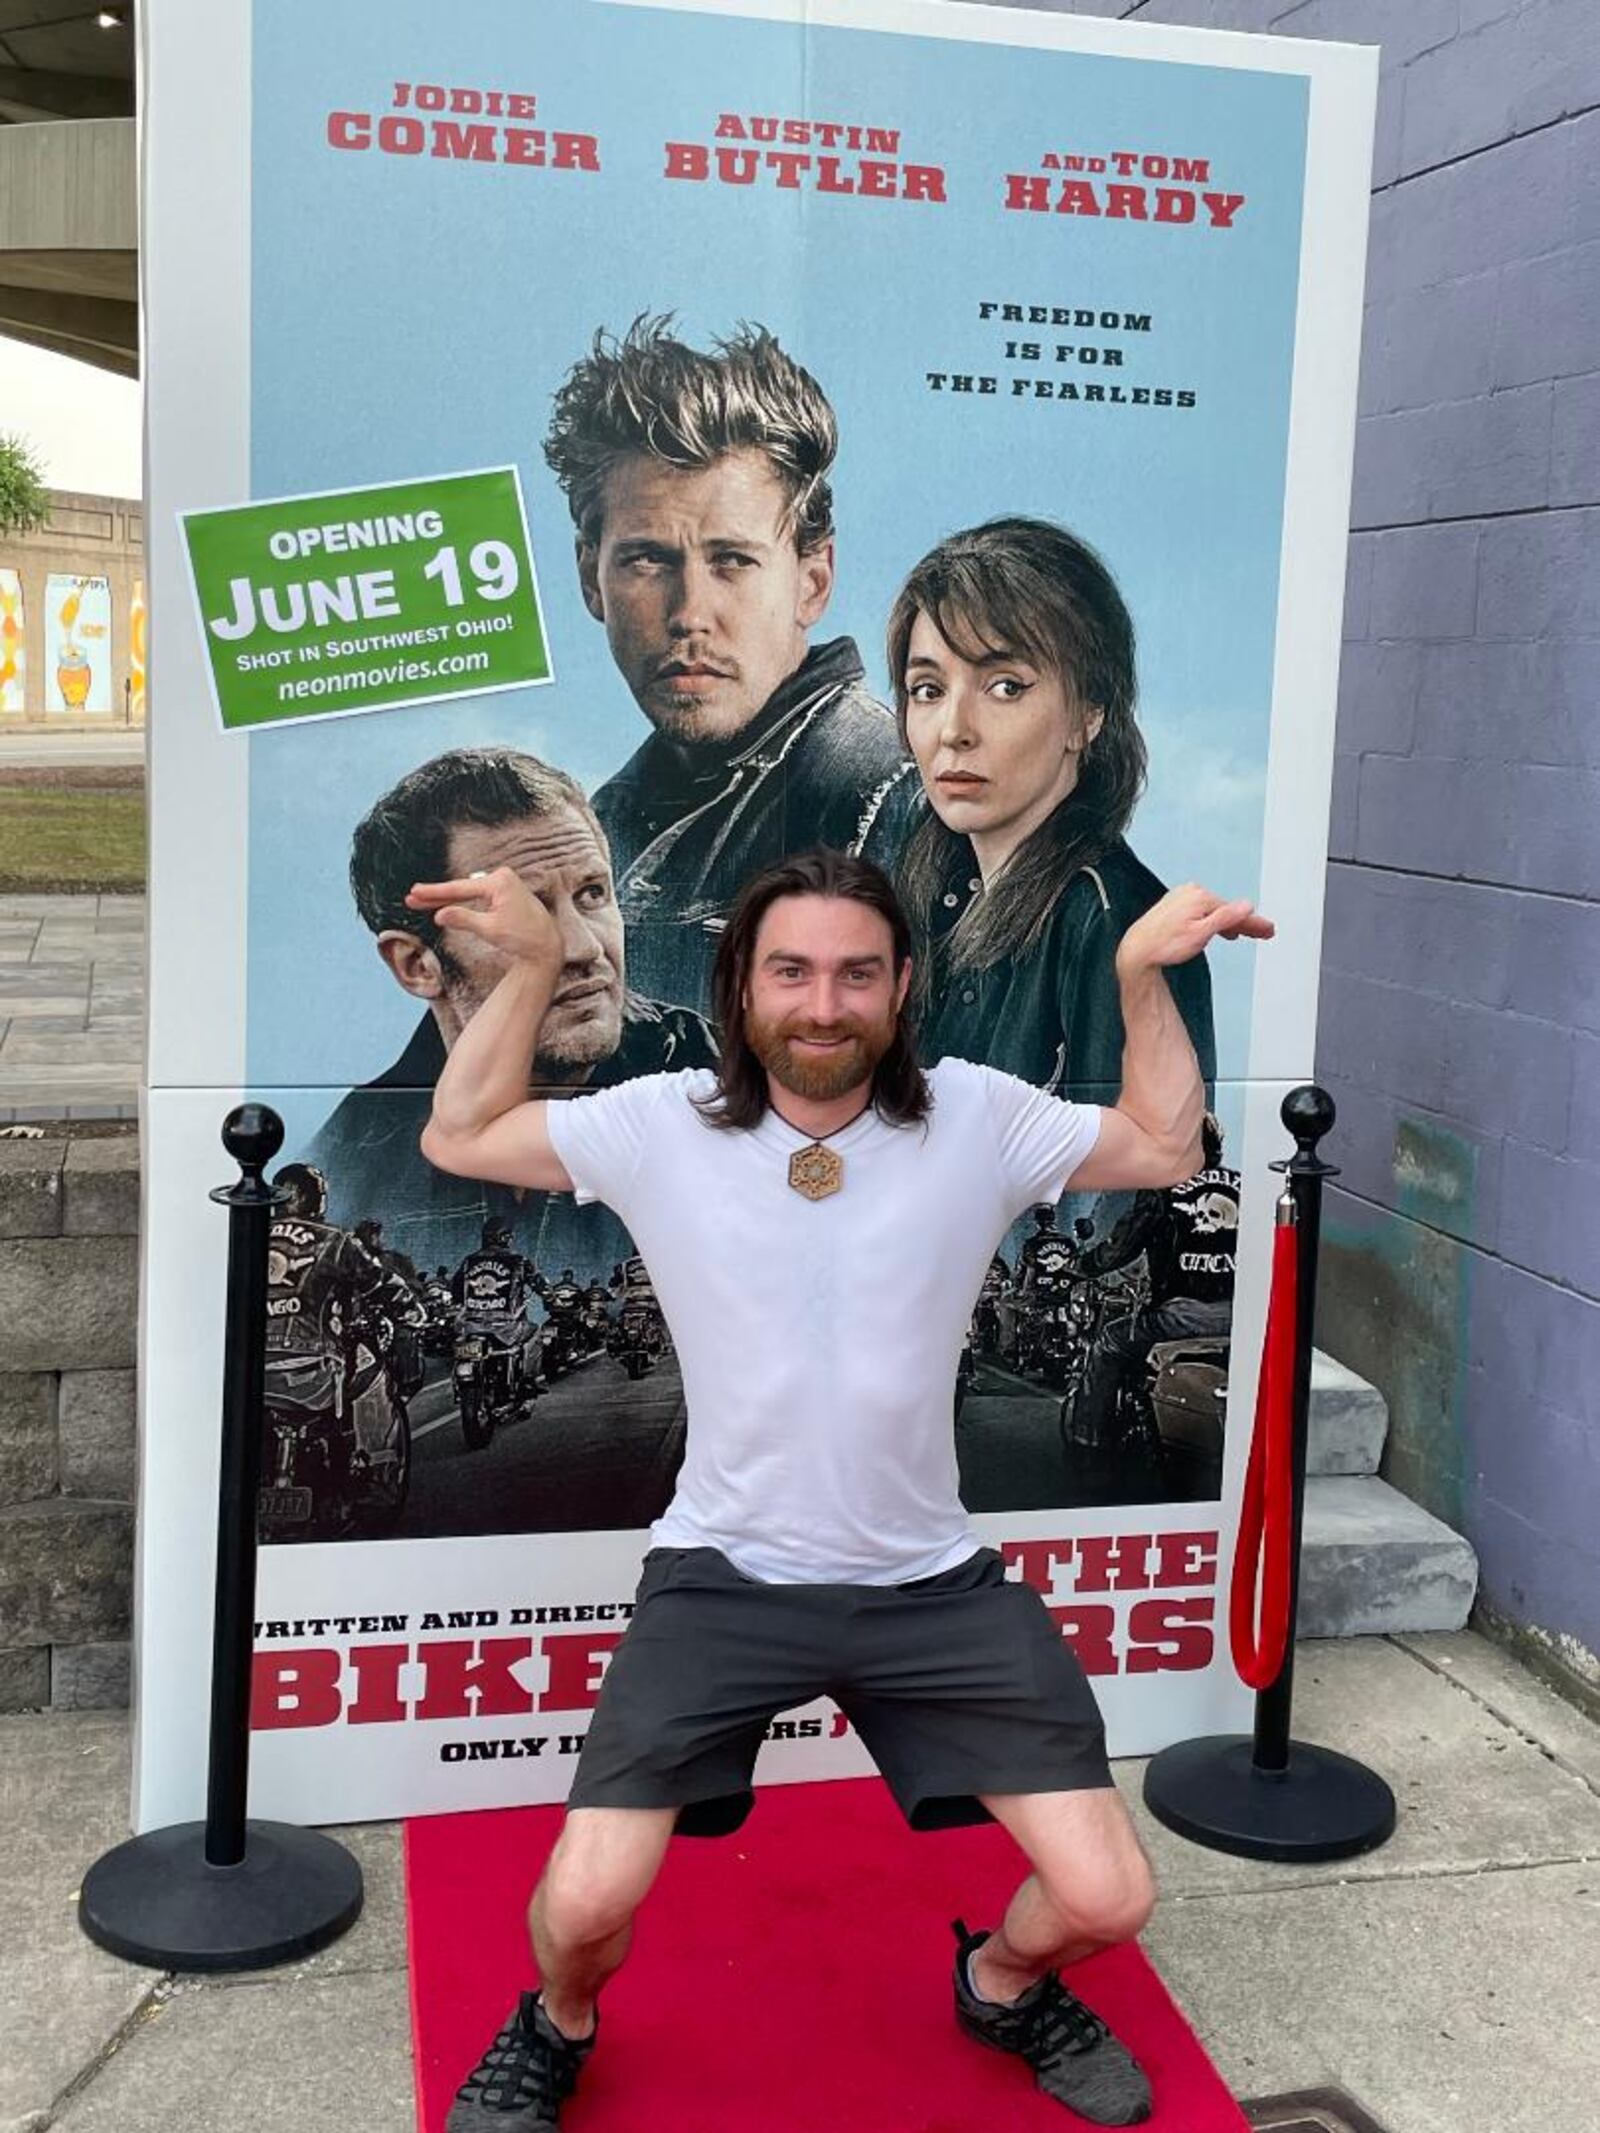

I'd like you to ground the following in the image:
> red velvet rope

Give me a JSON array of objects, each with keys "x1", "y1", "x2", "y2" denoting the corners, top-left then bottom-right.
[{"x1": 1230, "y1": 1212, "x2": 1299, "y2": 1692}]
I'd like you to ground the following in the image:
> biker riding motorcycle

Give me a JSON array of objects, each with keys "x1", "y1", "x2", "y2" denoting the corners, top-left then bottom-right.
[
  {"x1": 353, "y1": 1216, "x2": 429, "y2": 1400},
  {"x1": 268, "y1": 1166, "x2": 385, "y2": 1376},
  {"x1": 581, "y1": 1280, "x2": 614, "y2": 1347},
  {"x1": 1015, "y1": 1204, "x2": 1090, "y2": 1300},
  {"x1": 536, "y1": 1264, "x2": 590, "y2": 1377},
  {"x1": 421, "y1": 1264, "x2": 457, "y2": 1355},
  {"x1": 1011, "y1": 1205, "x2": 1094, "y2": 1379},
  {"x1": 264, "y1": 1164, "x2": 390, "y2": 1510},
  {"x1": 1072, "y1": 1114, "x2": 1238, "y2": 1446},
  {"x1": 450, "y1": 1217, "x2": 543, "y2": 1425},
  {"x1": 452, "y1": 1218, "x2": 538, "y2": 1306},
  {"x1": 607, "y1": 1253, "x2": 667, "y2": 1376}
]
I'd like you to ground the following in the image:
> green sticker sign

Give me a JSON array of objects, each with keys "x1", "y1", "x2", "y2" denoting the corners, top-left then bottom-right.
[{"x1": 181, "y1": 467, "x2": 551, "y2": 732}]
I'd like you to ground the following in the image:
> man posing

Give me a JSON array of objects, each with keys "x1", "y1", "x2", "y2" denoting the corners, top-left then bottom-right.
[
  {"x1": 305, "y1": 746, "x2": 715, "y2": 1277},
  {"x1": 417, "y1": 847, "x2": 1272, "y2": 2129},
  {"x1": 543, "y1": 316, "x2": 918, "y2": 1016}
]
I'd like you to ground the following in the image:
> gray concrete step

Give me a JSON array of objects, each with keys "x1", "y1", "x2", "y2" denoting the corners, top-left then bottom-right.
[
  {"x1": 1298, "y1": 1475, "x2": 1479, "y2": 1638},
  {"x1": 1308, "y1": 1350, "x2": 1388, "y2": 1477}
]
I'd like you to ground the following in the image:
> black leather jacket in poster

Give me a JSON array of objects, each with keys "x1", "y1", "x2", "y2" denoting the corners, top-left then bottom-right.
[
  {"x1": 1079, "y1": 1165, "x2": 1241, "y2": 1308},
  {"x1": 917, "y1": 835, "x2": 1217, "y2": 1103},
  {"x1": 590, "y1": 636, "x2": 919, "y2": 1017}
]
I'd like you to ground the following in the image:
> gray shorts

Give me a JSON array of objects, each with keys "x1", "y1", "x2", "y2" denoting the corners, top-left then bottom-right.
[{"x1": 567, "y1": 1545, "x2": 1112, "y2": 1836}]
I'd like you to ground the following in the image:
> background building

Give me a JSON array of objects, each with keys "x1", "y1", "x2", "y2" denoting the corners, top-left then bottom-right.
[{"x1": 0, "y1": 486, "x2": 144, "y2": 726}]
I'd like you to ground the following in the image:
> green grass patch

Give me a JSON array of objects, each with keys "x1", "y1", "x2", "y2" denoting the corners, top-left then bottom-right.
[{"x1": 0, "y1": 779, "x2": 146, "y2": 893}]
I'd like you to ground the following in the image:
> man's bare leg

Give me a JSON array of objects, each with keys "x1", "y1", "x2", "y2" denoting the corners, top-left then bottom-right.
[
  {"x1": 952, "y1": 1789, "x2": 1156, "y2": 2123},
  {"x1": 528, "y1": 1805, "x2": 677, "y2": 2038},
  {"x1": 970, "y1": 1787, "x2": 1155, "y2": 2002}
]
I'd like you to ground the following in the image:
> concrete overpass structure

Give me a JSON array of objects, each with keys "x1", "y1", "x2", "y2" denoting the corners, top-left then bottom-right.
[{"x1": 0, "y1": 3, "x2": 137, "y2": 377}]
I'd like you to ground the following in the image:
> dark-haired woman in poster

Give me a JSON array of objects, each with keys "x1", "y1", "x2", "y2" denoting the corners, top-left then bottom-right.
[{"x1": 890, "y1": 516, "x2": 1216, "y2": 1097}]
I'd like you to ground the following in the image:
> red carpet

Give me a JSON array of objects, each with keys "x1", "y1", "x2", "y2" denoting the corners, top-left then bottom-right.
[{"x1": 405, "y1": 1777, "x2": 1248, "y2": 2133}]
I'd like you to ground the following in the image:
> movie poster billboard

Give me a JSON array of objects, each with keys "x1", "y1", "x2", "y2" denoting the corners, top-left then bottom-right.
[
  {"x1": 137, "y1": 0, "x2": 1375, "y2": 1827},
  {"x1": 44, "y1": 573, "x2": 113, "y2": 716},
  {"x1": 0, "y1": 570, "x2": 23, "y2": 715}
]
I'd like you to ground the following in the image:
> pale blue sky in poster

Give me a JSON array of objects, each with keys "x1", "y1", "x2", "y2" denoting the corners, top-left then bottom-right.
[{"x1": 246, "y1": 0, "x2": 1308, "y2": 1102}]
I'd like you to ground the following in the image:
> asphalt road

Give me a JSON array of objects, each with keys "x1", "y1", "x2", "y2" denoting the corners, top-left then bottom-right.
[{"x1": 397, "y1": 1344, "x2": 688, "y2": 1537}]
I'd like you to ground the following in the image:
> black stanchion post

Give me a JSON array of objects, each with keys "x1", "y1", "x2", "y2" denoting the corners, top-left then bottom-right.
[
  {"x1": 205, "y1": 1103, "x2": 277, "y2": 1867},
  {"x1": 1141, "y1": 1085, "x2": 1397, "y2": 1863},
  {"x1": 79, "y1": 1106, "x2": 364, "y2": 1970},
  {"x1": 1250, "y1": 1089, "x2": 1332, "y2": 1777}
]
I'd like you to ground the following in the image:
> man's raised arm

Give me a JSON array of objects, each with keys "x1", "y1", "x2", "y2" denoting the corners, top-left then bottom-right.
[
  {"x1": 1070, "y1": 884, "x2": 1274, "y2": 1195},
  {"x1": 411, "y1": 867, "x2": 576, "y2": 1193}
]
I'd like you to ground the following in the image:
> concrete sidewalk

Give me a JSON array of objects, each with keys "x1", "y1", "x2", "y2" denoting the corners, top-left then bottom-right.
[
  {"x1": 7, "y1": 1630, "x2": 1599, "y2": 2133},
  {"x1": 0, "y1": 733, "x2": 145, "y2": 770},
  {"x1": 0, "y1": 894, "x2": 144, "y2": 1122}
]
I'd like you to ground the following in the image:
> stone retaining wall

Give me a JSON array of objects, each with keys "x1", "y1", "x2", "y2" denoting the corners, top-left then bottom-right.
[{"x1": 0, "y1": 1128, "x2": 137, "y2": 1710}]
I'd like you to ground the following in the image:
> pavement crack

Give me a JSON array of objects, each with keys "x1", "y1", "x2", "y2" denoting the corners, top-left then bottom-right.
[
  {"x1": 1164, "y1": 1851, "x2": 1600, "y2": 1906},
  {"x1": 1389, "y1": 1637, "x2": 1600, "y2": 1805},
  {"x1": 36, "y1": 1980, "x2": 171, "y2": 2128},
  {"x1": 194, "y1": 1954, "x2": 411, "y2": 1990}
]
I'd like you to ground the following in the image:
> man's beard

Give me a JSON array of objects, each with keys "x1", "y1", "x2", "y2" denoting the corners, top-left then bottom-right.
[
  {"x1": 643, "y1": 684, "x2": 755, "y2": 749},
  {"x1": 746, "y1": 1006, "x2": 898, "y2": 1102}
]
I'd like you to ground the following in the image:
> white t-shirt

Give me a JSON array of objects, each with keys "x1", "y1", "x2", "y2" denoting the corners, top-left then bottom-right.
[{"x1": 545, "y1": 1059, "x2": 1101, "y2": 1584}]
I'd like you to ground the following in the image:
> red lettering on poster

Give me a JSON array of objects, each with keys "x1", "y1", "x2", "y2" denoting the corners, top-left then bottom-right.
[
  {"x1": 252, "y1": 1647, "x2": 343, "y2": 1730},
  {"x1": 542, "y1": 1631, "x2": 623, "y2": 1711},
  {"x1": 413, "y1": 1639, "x2": 537, "y2": 1721},
  {"x1": 1052, "y1": 1604, "x2": 1120, "y2": 1676},
  {"x1": 1125, "y1": 1598, "x2": 1216, "y2": 1674}
]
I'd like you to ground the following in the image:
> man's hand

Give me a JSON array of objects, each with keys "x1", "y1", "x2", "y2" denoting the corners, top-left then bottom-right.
[
  {"x1": 1070, "y1": 884, "x2": 1274, "y2": 1195},
  {"x1": 411, "y1": 866, "x2": 574, "y2": 1193},
  {"x1": 405, "y1": 866, "x2": 562, "y2": 971},
  {"x1": 1115, "y1": 883, "x2": 1275, "y2": 978}
]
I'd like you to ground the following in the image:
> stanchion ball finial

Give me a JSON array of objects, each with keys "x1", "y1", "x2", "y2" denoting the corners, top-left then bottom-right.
[
  {"x1": 1282, "y1": 1084, "x2": 1335, "y2": 1152},
  {"x1": 221, "y1": 1104, "x2": 286, "y2": 1177}
]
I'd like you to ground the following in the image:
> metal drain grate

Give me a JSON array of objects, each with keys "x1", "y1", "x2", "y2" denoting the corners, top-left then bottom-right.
[{"x1": 1243, "y1": 2090, "x2": 1394, "y2": 2133}]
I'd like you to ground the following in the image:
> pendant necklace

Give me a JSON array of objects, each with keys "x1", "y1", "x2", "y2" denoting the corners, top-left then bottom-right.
[{"x1": 777, "y1": 1099, "x2": 872, "y2": 1202}]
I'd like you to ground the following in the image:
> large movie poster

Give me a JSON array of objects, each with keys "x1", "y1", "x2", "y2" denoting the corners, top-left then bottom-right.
[{"x1": 137, "y1": 0, "x2": 1375, "y2": 1827}]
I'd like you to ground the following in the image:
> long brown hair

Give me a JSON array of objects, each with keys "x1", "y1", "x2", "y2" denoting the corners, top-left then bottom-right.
[
  {"x1": 888, "y1": 517, "x2": 1146, "y2": 987},
  {"x1": 696, "y1": 848, "x2": 931, "y2": 1131}
]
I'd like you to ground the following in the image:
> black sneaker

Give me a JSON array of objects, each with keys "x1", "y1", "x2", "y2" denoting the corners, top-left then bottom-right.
[
  {"x1": 951, "y1": 1918, "x2": 1152, "y2": 2126},
  {"x1": 444, "y1": 1992, "x2": 595, "y2": 2131}
]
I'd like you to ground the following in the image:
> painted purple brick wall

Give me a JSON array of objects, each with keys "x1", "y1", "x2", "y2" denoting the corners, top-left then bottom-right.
[{"x1": 972, "y1": 1, "x2": 1600, "y2": 1684}]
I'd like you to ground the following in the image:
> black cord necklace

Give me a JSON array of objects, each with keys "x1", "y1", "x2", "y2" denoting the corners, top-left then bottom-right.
[{"x1": 772, "y1": 1098, "x2": 873, "y2": 1202}]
